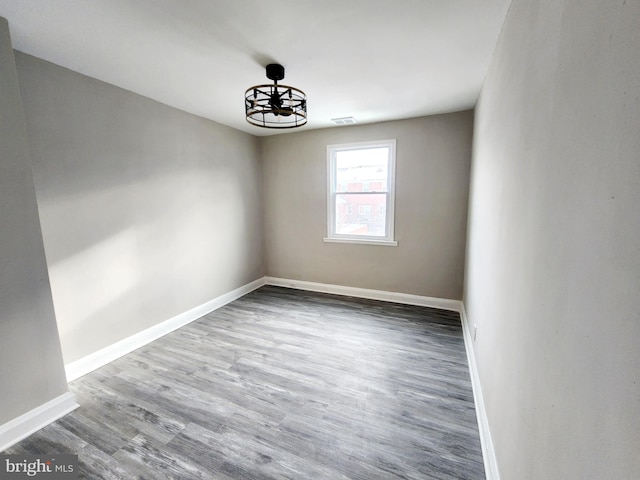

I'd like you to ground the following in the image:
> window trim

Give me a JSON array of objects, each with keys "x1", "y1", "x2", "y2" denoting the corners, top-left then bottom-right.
[{"x1": 324, "y1": 139, "x2": 397, "y2": 246}]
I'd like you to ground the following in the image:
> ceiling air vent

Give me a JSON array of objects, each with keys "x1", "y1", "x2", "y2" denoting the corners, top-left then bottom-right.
[{"x1": 331, "y1": 116, "x2": 357, "y2": 125}]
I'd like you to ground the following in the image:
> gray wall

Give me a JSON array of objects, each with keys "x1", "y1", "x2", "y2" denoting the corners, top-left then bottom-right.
[
  {"x1": 15, "y1": 52, "x2": 265, "y2": 364},
  {"x1": 464, "y1": 0, "x2": 640, "y2": 478},
  {"x1": 262, "y1": 113, "x2": 472, "y2": 299},
  {"x1": 0, "y1": 19, "x2": 69, "y2": 424}
]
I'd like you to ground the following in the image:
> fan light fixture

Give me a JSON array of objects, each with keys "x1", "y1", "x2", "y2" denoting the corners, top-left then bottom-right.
[{"x1": 245, "y1": 64, "x2": 307, "y2": 129}]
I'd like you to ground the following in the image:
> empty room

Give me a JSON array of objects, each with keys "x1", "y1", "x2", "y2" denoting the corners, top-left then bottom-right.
[{"x1": 0, "y1": 1, "x2": 638, "y2": 479}]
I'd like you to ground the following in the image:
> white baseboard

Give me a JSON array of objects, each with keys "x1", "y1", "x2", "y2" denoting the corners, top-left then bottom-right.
[
  {"x1": 264, "y1": 277, "x2": 462, "y2": 312},
  {"x1": 459, "y1": 303, "x2": 500, "y2": 480},
  {"x1": 65, "y1": 277, "x2": 266, "y2": 382},
  {"x1": 0, "y1": 392, "x2": 78, "y2": 452}
]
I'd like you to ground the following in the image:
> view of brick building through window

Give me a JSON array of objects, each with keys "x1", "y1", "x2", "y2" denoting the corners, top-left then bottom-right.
[{"x1": 334, "y1": 147, "x2": 389, "y2": 236}]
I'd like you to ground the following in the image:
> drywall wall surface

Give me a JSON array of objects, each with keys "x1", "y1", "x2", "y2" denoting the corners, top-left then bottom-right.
[
  {"x1": 262, "y1": 113, "x2": 472, "y2": 299},
  {"x1": 464, "y1": 0, "x2": 640, "y2": 478},
  {"x1": 0, "y1": 18, "x2": 69, "y2": 424},
  {"x1": 15, "y1": 52, "x2": 264, "y2": 364}
]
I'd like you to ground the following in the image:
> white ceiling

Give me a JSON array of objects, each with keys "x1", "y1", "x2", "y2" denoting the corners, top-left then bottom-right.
[{"x1": 0, "y1": 0, "x2": 511, "y2": 136}]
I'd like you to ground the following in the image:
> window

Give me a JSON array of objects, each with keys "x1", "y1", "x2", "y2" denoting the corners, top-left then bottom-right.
[
  {"x1": 325, "y1": 139, "x2": 397, "y2": 246},
  {"x1": 358, "y1": 205, "x2": 371, "y2": 216}
]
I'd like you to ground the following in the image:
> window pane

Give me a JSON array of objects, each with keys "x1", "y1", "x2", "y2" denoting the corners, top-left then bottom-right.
[
  {"x1": 335, "y1": 193, "x2": 387, "y2": 237},
  {"x1": 335, "y1": 148, "x2": 389, "y2": 193}
]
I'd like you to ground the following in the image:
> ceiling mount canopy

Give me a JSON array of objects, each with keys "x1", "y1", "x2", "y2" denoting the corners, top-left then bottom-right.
[{"x1": 245, "y1": 63, "x2": 307, "y2": 129}]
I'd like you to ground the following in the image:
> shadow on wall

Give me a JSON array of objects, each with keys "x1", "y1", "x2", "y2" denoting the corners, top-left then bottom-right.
[
  {"x1": 14, "y1": 52, "x2": 265, "y2": 367},
  {"x1": 39, "y1": 167, "x2": 262, "y2": 366}
]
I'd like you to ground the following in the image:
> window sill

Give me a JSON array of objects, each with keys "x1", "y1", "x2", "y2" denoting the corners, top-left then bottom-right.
[{"x1": 323, "y1": 237, "x2": 398, "y2": 247}]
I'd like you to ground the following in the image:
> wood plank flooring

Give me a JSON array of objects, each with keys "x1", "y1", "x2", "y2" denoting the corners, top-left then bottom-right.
[{"x1": 5, "y1": 286, "x2": 485, "y2": 479}]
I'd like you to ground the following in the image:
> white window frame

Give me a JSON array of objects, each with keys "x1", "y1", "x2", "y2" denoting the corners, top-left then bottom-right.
[{"x1": 324, "y1": 139, "x2": 397, "y2": 246}]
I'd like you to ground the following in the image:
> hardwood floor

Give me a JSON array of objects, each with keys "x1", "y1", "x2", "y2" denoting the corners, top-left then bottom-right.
[{"x1": 6, "y1": 286, "x2": 485, "y2": 479}]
